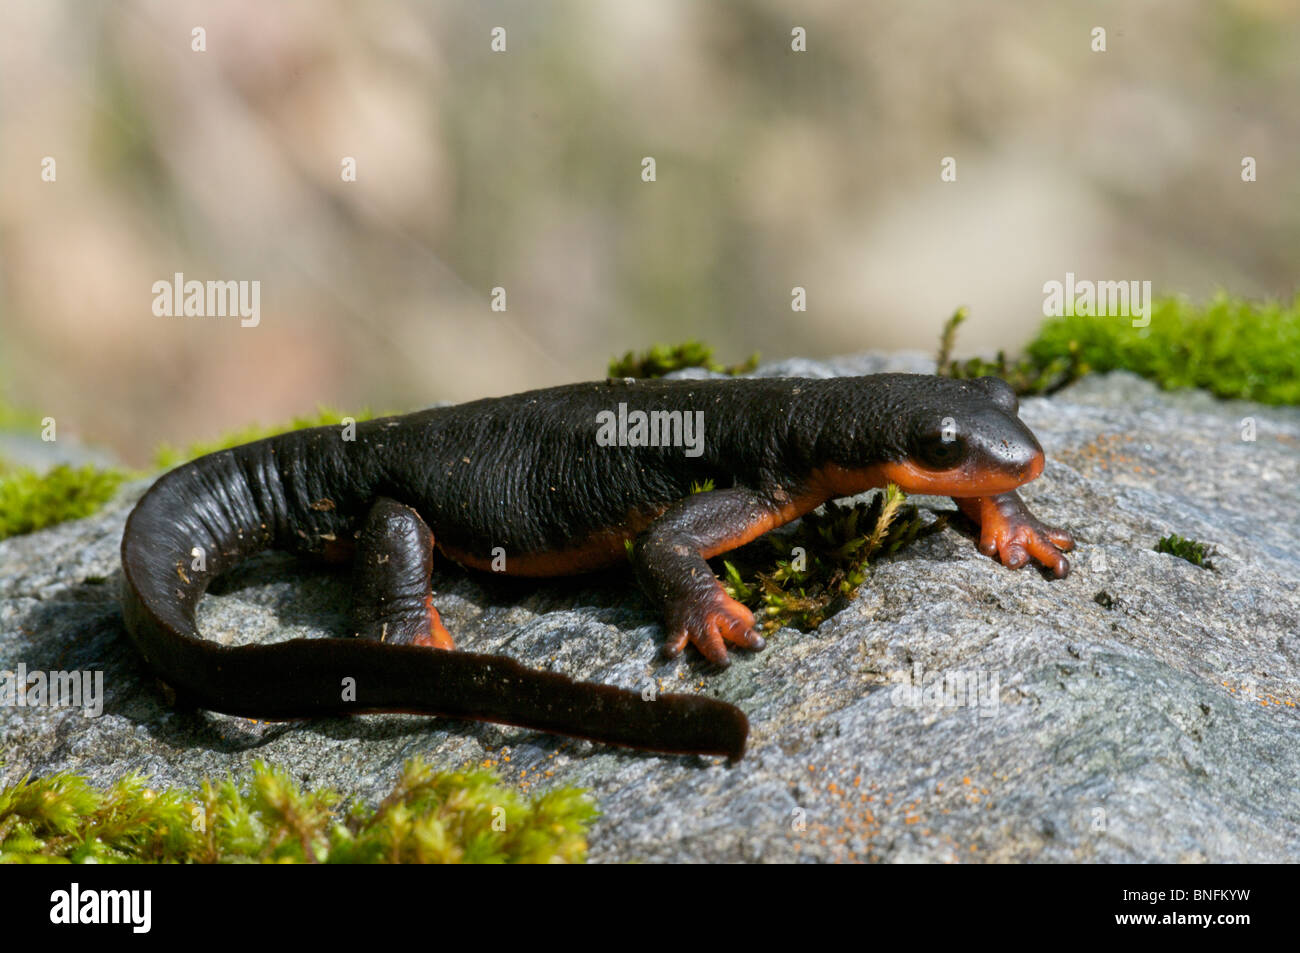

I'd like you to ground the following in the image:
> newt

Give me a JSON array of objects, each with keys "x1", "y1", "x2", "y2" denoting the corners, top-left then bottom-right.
[{"x1": 120, "y1": 373, "x2": 1073, "y2": 761}]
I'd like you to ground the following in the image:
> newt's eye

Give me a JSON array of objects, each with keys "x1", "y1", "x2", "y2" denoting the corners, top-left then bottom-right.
[{"x1": 915, "y1": 432, "x2": 966, "y2": 469}]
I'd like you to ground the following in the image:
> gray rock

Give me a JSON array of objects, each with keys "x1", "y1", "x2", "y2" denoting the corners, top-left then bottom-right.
[{"x1": 2, "y1": 360, "x2": 1298, "y2": 863}]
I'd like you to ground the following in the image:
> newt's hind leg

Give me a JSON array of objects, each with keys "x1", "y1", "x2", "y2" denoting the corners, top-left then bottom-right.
[
  {"x1": 633, "y1": 488, "x2": 792, "y2": 666},
  {"x1": 352, "y1": 497, "x2": 453, "y2": 649}
]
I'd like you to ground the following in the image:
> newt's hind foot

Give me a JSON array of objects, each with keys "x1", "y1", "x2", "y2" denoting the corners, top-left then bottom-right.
[
  {"x1": 352, "y1": 497, "x2": 455, "y2": 649},
  {"x1": 956, "y1": 491, "x2": 1074, "y2": 578},
  {"x1": 354, "y1": 606, "x2": 455, "y2": 649},
  {"x1": 663, "y1": 589, "x2": 764, "y2": 667},
  {"x1": 353, "y1": 582, "x2": 456, "y2": 649}
]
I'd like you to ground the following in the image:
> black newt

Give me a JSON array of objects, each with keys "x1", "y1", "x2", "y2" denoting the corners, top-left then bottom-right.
[{"x1": 120, "y1": 374, "x2": 1073, "y2": 760}]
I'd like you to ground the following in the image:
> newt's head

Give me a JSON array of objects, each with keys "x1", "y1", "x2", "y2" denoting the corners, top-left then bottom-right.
[
  {"x1": 817, "y1": 375, "x2": 1048, "y2": 498},
  {"x1": 880, "y1": 375, "x2": 1044, "y2": 497}
]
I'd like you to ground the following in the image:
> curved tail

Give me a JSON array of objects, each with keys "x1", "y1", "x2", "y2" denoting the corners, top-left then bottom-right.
[{"x1": 120, "y1": 436, "x2": 748, "y2": 760}]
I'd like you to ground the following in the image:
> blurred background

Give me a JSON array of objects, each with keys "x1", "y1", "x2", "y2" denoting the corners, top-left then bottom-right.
[{"x1": 1, "y1": 0, "x2": 1297, "y2": 465}]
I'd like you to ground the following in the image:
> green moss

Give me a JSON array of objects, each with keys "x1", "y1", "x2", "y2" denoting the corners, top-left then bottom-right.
[
  {"x1": 1026, "y1": 293, "x2": 1300, "y2": 405},
  {"x1": 0, "y1": 407, "x2": 382, "y2": 542},
  {"x1": 940, "y1": 295, "x2": 1300, "y2": 405},
  {"x1": 0, "y1": 757, "x2": 596, "y2": 864},
  {"x1": 721, "y1": 485, "x2": 943, "y2": 630},
  {"x1": 937, "y1": 307, "x2": 1081, "y2": 395},
  {"x1": 1155, "y1": 533, "x2": 1216, "y2": 570},
  {"x1": 0, "y1": 464, "x2": 127, "y2": 541},
  {"x1": 0, "y1": 396, "x2": 128, "y2": 542},
  {"x1": 608, "y1": 340, "x2": 759, "y2": 379},
  {"x1": 153, "y1": 406, "x2": 380, "y2": 469}
]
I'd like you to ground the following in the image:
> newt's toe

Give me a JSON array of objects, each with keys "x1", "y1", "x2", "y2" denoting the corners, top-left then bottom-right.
[
  {"x1": 663, "y1": 629, "x2": 690, "y2": 658},
  {"x1": 1024, "y1": 530, "x2": 1070, "y2": 578},
  {"x1": 695, "y1": 623, "x2": 731, "y2": 666},
  {"x1": 1046, "y1": 526, "x2": 1075, "y2": 551}
]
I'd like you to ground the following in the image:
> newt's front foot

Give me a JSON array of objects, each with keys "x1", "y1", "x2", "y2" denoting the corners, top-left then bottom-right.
[
  {"x1": 662, "y1": 588, "x2": 765, "y2": 666},
  {"x1": 955, "y1": 492, "x2": 1075, "y2": 578}
]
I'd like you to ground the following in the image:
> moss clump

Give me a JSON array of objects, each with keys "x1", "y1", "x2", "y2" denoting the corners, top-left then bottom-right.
[
  {"x1": 608, "y1": 340, "x2": 759, "y2": 379},
  {"x1": 939, "y1": 295, "x2": 1300, "y2": 405},
  {"x1": 0, "y1": 757, "x2": 596, "y2": 864},
  {"x1": 721, "y1": 485, "x2": 942, "y2": 630},
  {"x1": 1155, "y1": 533, "x2": 1216, "y2": 570},
  {"x1": 937, "y1": 307, "x2": 1082, "y2": 396},
  {"x1": 153, "y1": 406, "x2": 379, "y2": 469},
  {"x1": 1026, "y1": 293, "x2": 1300, "y2": 404},
  {"x1": 0, "y1": 392, "x2": 131, "y2": 541},
  {"x1": 0, "y1": 406, "x2": 381, "y2": 542},
  {"x1": 0, "y1": 464, "x2": 127, "y2": 541}
]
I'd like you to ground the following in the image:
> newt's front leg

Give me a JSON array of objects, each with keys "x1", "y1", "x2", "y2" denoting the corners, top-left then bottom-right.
[
  {"x1": 633, "y1": 488, "x2": 789, "y2": 666},
  {"x1": 955, "y1": 491, "x2": 1075, "y2": 578}
]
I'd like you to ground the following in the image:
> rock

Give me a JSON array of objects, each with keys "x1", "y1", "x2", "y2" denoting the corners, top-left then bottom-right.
[{"x1": 2, "y1": 359, "x2": 1298, "y2": 862}]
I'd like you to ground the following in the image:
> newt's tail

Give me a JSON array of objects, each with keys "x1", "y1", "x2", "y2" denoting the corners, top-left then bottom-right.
[{"x1": 120, "y1": 436, "x2": 748, "y2": 760}]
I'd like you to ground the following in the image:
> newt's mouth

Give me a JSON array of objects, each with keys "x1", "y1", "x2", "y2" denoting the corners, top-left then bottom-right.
[
  {"x1": 811, "y1": 448, "x2": 1045, "y2": 500},
  {"x1": 874, "y1": 450, "x2": 1045, "y2": 498}
]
